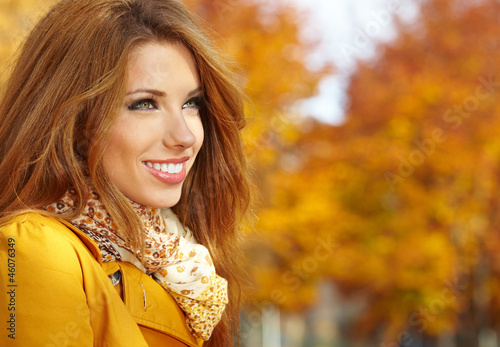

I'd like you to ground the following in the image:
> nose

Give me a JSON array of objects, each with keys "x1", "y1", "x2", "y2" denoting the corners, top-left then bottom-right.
[{"x1": 162, "y1": 110, "x2": 197, "y2": 149}]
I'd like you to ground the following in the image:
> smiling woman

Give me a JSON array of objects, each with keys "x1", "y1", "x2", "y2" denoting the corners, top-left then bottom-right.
[{"x1": 0, "y1": 0, "x2": 251, "y2": 346}]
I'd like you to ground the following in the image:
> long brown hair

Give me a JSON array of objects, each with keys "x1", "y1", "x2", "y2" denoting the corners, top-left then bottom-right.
[{"x1": 0, "y1": 0, "x2": 251, "y2": 344}]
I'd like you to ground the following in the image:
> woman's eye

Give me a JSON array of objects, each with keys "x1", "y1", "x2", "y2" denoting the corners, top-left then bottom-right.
[
  {"x1": 128, "y1": 99, "x2": 157, "y2": 110},
  {"x1": 182, "y1": 96, "x2": 204, "y2": 110}
]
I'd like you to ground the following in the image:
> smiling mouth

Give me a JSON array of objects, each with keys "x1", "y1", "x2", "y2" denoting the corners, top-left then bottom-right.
[{"x1": 144, "y1": 161, "x2": 183, "y2": 174}]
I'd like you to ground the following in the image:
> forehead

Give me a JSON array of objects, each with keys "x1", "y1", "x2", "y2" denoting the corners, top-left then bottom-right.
[{"x1": 126, "y1": 41, "x2": 200, "y2": 89}]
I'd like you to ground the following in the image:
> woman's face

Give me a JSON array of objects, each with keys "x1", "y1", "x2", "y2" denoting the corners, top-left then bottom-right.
[{"x1": 102, "y1": 41, "x2": 204, "y2": 208}]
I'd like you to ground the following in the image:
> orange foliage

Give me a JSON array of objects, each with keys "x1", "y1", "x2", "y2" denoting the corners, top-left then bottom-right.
[{"x1": 252, "y1": 0, "x2": 500, "y2": 343}]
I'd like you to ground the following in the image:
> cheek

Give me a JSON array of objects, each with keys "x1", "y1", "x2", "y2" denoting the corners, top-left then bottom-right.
[
  {"x1": 101, "y1": 135, "x2": 125, "y2": 179},
  {"x1": 101, "y1": 122, "x2": 138, "y2": 173}
]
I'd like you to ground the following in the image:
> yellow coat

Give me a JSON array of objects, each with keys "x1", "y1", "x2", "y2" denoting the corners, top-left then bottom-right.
[{"x1": 0, "y1": 213, "x2": 202, "y2": 346}]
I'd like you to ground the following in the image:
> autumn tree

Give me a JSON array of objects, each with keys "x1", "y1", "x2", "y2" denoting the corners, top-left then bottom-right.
[{"x1": 253, "y1": 0, "x2": 500, "y2": 345}]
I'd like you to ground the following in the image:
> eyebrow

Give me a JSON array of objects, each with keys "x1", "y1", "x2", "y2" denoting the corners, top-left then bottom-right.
[
  {"x1": 126, "y1": 89, "x2": 166, "y2": 97},
  {"x1": 126, "y1": 87, "x2": 202, "y2": 98},
  {"x1": 187, "y1": 87, "x2": 203, "y2": 97}
]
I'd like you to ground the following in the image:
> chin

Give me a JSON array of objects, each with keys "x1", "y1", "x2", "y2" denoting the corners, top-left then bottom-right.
[
  {"x1": 144, "y1": 192, "x2": 182, "y2": 209},
  {"x1": 122, "y1": 184, "x2": 184, "y2": 209}
]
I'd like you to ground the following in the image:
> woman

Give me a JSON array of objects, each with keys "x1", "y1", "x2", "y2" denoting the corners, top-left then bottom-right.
[{"x1": 0, "y1": 0, "x2": 251, "y2": 346}]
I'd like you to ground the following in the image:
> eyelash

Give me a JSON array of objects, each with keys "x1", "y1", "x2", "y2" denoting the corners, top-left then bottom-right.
[
  {"x1": 128, "y1": 98, "x2": 158, "y2": 111},
  {"x1": 183, "y1": 96, "x2": 204, "y2": 110},
  {"x1": 127, "y1": 96, "x2": 204, "y2": 111}
]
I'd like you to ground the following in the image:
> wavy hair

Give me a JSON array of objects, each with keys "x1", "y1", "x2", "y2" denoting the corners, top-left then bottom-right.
[{"x1": 0, "y1": 0, "x2": 251, "y2": 344}]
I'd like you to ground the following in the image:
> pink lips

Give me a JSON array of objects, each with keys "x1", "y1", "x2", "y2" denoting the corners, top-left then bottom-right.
[{"x1": 143, "y1": 156, "x2": 189, "y2": 185}]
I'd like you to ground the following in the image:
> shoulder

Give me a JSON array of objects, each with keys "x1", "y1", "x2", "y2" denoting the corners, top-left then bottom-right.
[
  {"x1": 0, "y1": 213, "x2": 122, "y2": 345},
  {"x1": 0, "y1": 213, "x2": 96, "y2": 278},
  {"x1": 1, "y1": 212, "x2": 74, "y2": 236}
]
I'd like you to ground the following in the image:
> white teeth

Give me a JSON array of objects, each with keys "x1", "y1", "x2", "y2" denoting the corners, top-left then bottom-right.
[{"x1": 145, "y1": 161, "x2": 183, "y2": 174}]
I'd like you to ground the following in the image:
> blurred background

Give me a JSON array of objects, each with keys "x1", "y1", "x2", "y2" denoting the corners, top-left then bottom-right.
[{"x1": 2, "y1": 0, "x2": 500, "y2": 346}]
